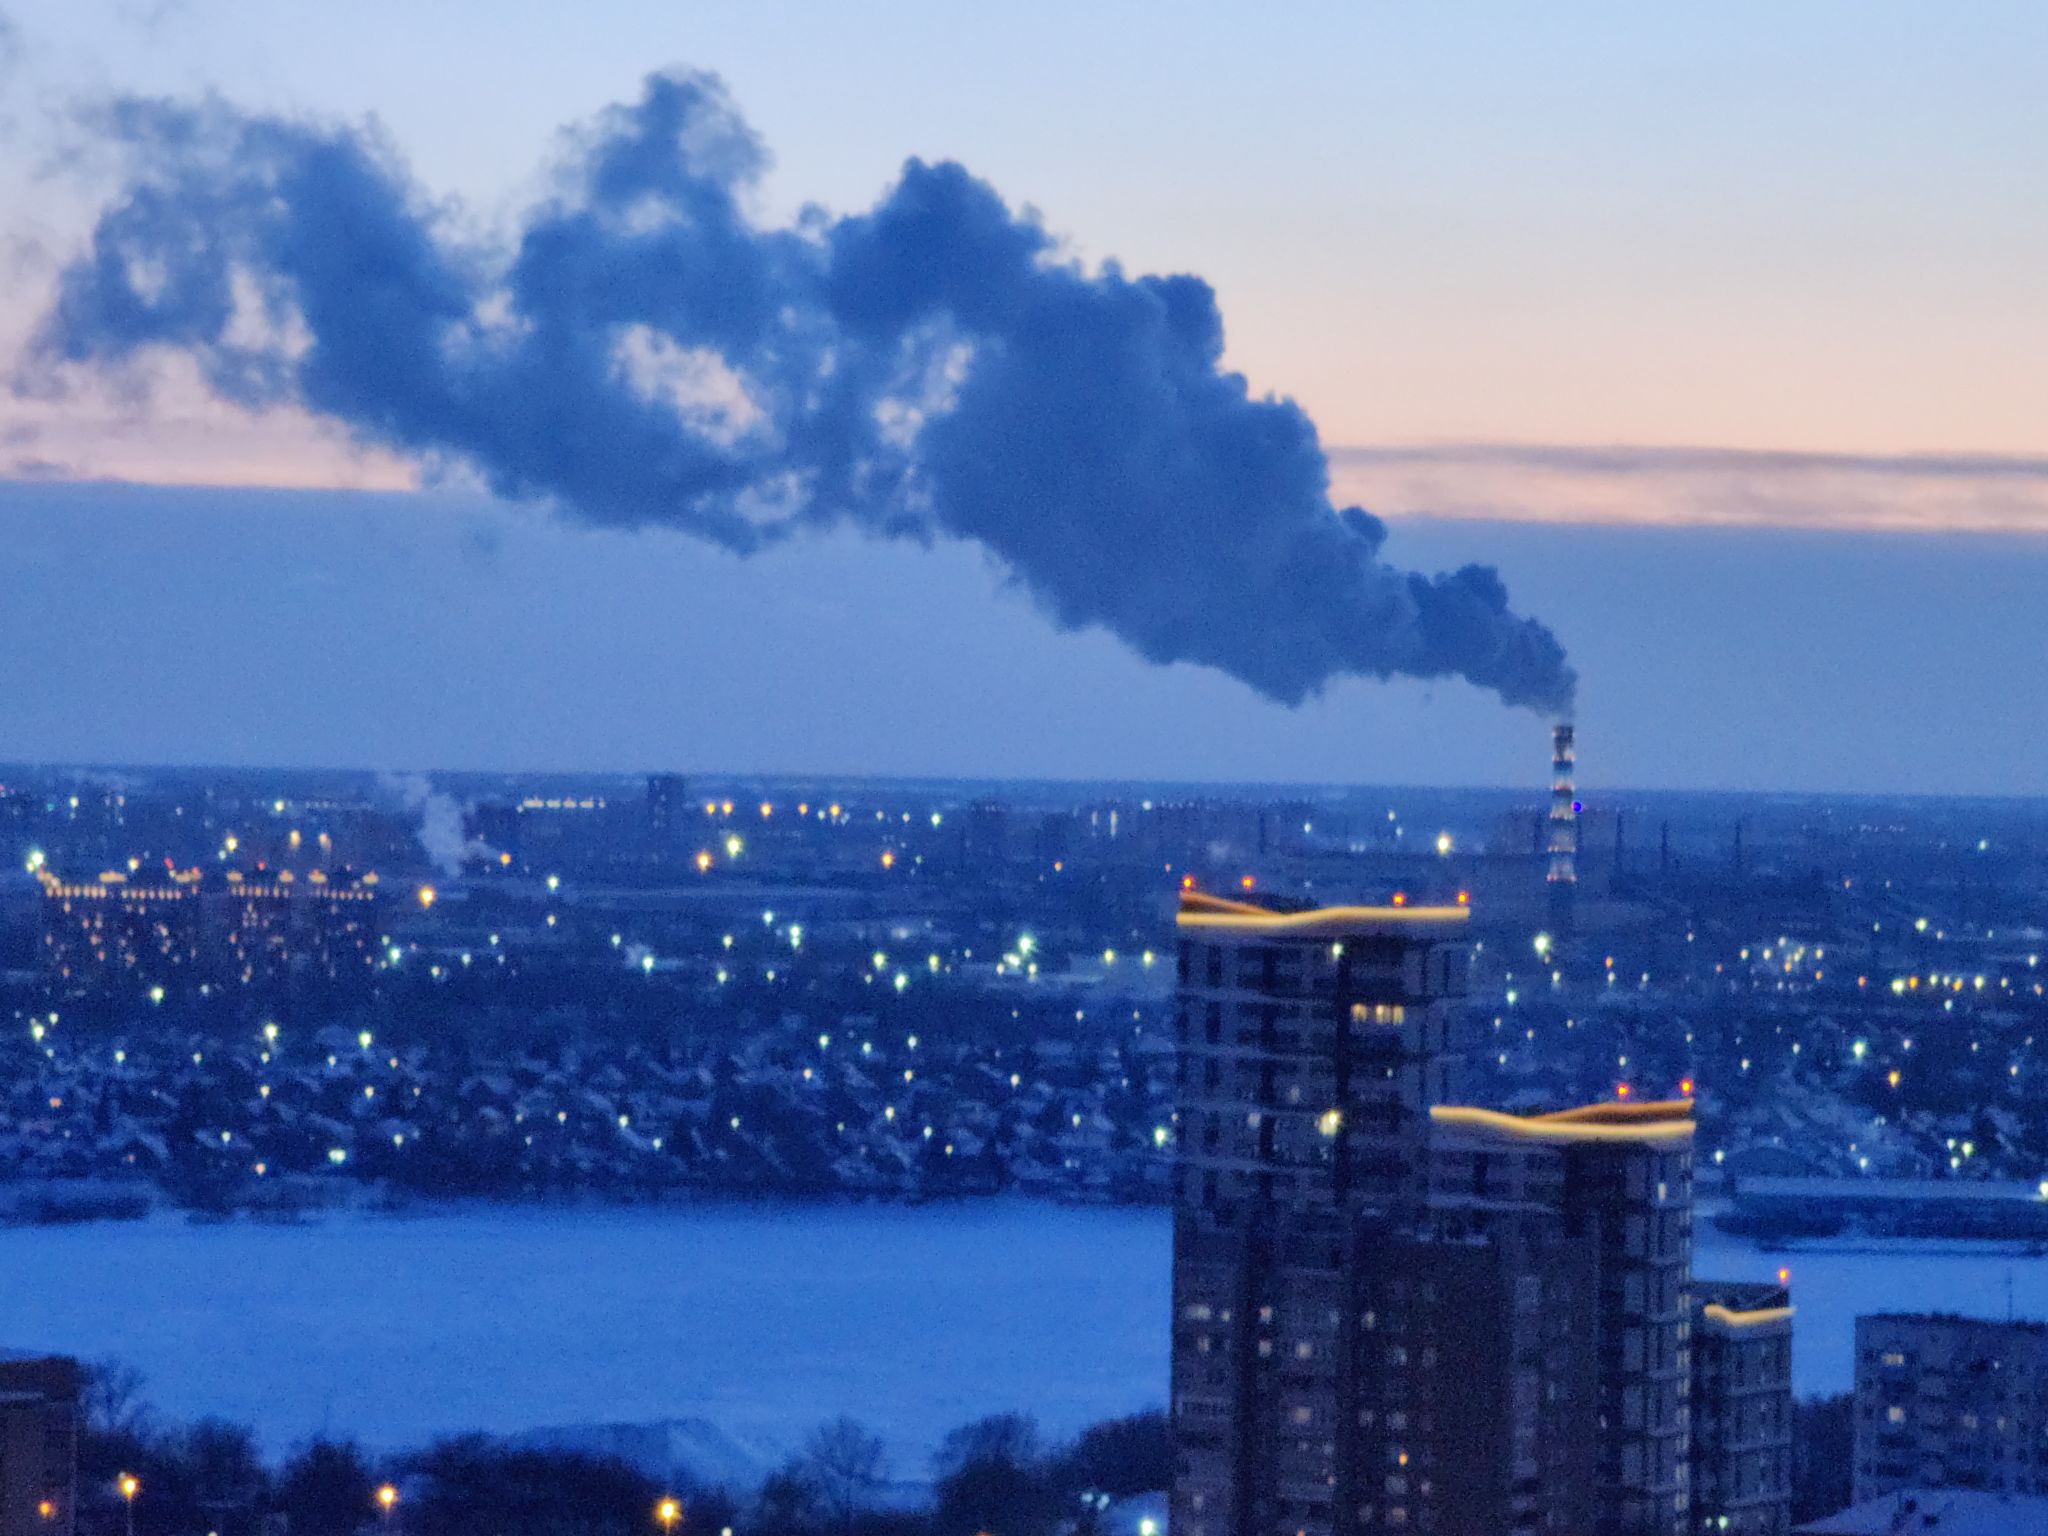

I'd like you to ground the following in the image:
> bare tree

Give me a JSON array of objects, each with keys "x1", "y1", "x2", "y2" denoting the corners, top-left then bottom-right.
[
  {"x1": 934, "y1": 1413, "x2": 1041, "y2": 1479},
  {"x1": 80, "y1": 1359, "x2": 152, "y2": 1439},
  {"x1": 795, "y1": 1416, "x2": 887, "y2": 1530}
]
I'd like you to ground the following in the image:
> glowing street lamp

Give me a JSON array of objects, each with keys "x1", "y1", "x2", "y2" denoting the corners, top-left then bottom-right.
[
  {"x1": 118, "y1": 1473, "x2": 139, "y2": 1536},
  {"x1": 377, "y1": 1484, "x2": 399, "y2": 1524},
  {"x1": 656, "y1": 1497, "x2": 683, "y2": 1532}
]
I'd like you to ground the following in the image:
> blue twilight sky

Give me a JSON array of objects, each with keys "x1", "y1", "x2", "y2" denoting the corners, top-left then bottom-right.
[{"x1": 0, "y1": 2, "x2": 2045, "y2": 792}]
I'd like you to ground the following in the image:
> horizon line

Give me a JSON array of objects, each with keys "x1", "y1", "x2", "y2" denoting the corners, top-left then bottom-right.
[{"x1": 4, "y1": 757, "x2": 2045, "y2": 809}]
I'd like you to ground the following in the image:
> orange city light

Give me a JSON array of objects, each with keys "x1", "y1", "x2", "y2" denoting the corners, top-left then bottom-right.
[
  {"x1": 656, "y1": 1497, "x2": 683, "y2": 1529},
  {"x1": 377, "y1": 1485, "x2": 399, "y2": 1511},
  {"x1": 1679, "y1": 1078, "x2": 1695, "y2": 1097},
  {"x1": 880, "y1": 850, "x2": 896, "y2": 869},
  {"x1": 37, "y1": 1500, "x2": 55, "y2": 1521},
  {"x1": 1240, "y1": 875, "x2": 1255, "y2": 890},
  {"x1": 1615, "y1": 1082, "x2": 1631, "y2": 1100},
  {"x1": 118, "y1": 1474, "x2": 139, "y2": 1501}
]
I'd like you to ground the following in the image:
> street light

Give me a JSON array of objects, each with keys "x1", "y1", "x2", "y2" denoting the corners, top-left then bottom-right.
[
  {"x1": 377, "y1": 1484, "x2": 399, "y2": 1524},
  {"x1": 118, "y1": 1473, "x2": 139, "y2": 1536},
  {"x1": 656, "y1": 1497, "x2": 683, "y2": 1532}
]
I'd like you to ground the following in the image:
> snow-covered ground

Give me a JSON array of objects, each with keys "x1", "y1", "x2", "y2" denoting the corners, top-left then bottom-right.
[
  {"x1": 0, "y1": 1200, "x2": 2040, "y2": 1473},
  {"x1": 0, "y1": 1200, "x2": 1168, "y2": 1474}
]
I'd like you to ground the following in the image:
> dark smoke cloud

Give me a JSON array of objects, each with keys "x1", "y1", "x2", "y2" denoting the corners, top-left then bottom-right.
[
  {"x1": 25, "y1": 71, "x2": 1575, "y2": 713},
  {"x1": 1334, "y1": 442, "x2": 2048, "y2": 483}
]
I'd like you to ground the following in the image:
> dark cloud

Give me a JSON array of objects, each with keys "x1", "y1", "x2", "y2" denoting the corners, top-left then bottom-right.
[
  {"x1": 1334, "y1": 442, "x2": 2048, "y2": 483},
  {"x1": 8, "y1": 457, "x2": 79, "y2": 480},
  {"x1": 1330, "y1": 442, "x2": 2048, "y2": 537},
  {"x1": 24, "y1": 70, "x2": 1575, "y2": 714}
]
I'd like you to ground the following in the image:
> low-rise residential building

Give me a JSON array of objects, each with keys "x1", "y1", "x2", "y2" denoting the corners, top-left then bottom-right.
[{"x1": 1854, "y1": 1313, "x2": 2048, "y2": 1503}]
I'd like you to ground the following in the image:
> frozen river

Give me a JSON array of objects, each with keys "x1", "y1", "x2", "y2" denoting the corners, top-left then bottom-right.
[{"x1": 1, "y1": 1200, "x2": 2042, "y2": 1470}]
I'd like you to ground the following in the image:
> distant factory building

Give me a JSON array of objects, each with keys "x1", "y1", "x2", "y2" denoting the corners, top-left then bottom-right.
[
  {"x1": 37, "y1": 864, "x2": 382, "y2": 994},
  {"x1": 1855, "y1": 1313, "x2": 2048, "y2": 1504},
  {"x1": 462, "y1": 790, "x2": 616, "y2": 870},
  {"x1": 645, "y1": 773, "x2": 689, "y2": 845}
]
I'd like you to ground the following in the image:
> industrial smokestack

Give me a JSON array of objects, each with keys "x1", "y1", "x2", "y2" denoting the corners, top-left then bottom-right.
[
  {"x1": 1548, "y1": 723, "x2": 1578, "y2": 931},
  {"x1": 1547, "y1": 724, "x2": 1578, "y2": 888}
]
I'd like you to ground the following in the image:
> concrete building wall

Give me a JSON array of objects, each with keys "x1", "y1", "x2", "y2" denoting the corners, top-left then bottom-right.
[
  {"x1": 0, "y1": 1354, "x2": 78, "y2": 1536},
  {"x1": 1693, "y1": 1283, "x2": 1794, "y2": 1535},
  {"x1": 1854, "y1": 1314, "x2": 2048, "y2": 1503}
]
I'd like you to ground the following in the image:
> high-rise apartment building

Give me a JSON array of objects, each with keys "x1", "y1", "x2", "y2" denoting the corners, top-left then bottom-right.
[
  {"x1": 1169, "y1": 887, "x2": 1790, "y2": 1536},
  {"x1": 1691, "y1": 1281, "x2": 1794, "y2": 1535},
  {"x1": 1170, "y1": 888, "x2": 1475, "y2": 1536},
  {"x1": 1424, "y1": 1100, "x2": 1698, "y2": 1535},
  {"x1": 1854, "y1": 1314, "x2": 2048, "y2": 1503}
]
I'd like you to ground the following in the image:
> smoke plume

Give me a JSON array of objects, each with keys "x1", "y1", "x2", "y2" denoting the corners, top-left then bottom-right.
[
  {"x1": 26, "y1": 72, "x2": 1574, "y2": 713},
  {"x1": 374, "y1": 772, "x2": 478, "y2": 878}
]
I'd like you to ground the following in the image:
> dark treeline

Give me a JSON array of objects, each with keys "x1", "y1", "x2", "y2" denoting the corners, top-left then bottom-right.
[
  {"x1": 74, "y1": 1364, "x2": 1169, "y2": 1536},
  {"x1": 77, "y1": 1361, "x2": 1853, "y2": 1535}
]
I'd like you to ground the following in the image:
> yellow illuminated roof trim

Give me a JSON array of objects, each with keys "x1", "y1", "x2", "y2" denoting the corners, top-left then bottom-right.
[
  {"x1": 1178, "y1": 892, "x2": 1275, "y2": 917},
  {"x1": 1177, "y1": 899, "x2": 1470, "y2": 930},
  {"x1": 1700, "y1": 1304, "x2": 1795, "y2": 1331},
  {"x1": 1430, "y1": 1104, "x2": 1695, "y2": 1147},
  {"x1": 1535, "y1": 1100, "x2": 1694, "y2": 1125}
]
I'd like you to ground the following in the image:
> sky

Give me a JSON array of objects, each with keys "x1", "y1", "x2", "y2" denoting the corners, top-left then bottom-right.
[{"x1": 1, "y1": 1, "x2": 2044, "y2": 792}]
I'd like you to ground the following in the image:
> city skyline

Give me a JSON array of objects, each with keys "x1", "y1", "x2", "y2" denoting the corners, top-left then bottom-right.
[{"x1": 3, "y1": 10, "x2": 2045, "y2": 1536}]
